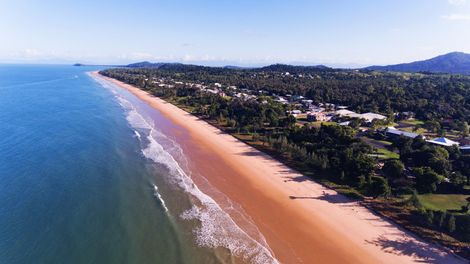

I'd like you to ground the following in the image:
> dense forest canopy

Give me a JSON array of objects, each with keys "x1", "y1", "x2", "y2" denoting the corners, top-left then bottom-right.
[{"x1": 102, "y1": 64, "x2": 470, "y2": 122}]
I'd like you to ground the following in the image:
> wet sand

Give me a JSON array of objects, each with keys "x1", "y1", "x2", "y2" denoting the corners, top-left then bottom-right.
[{"x1": 93, "y1": 71, "x2": 465, "y2": 264}]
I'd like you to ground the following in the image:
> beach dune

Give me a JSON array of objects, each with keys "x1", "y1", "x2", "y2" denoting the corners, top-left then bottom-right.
[{"x1": 92, "y1": 71, "x2": 465, "y2": 264}]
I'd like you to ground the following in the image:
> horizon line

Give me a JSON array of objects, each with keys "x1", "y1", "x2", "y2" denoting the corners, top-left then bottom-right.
[{"x1": 1, "y1": 50, "x2": 468, "y2": 70}]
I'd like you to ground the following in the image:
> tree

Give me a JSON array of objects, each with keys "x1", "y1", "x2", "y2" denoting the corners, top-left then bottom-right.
[
  {"x1": 349, "y1": 118, "x2": 362, "y2": 129},
  {"x1": 447, "y1": 215, "x2": 456, "y2": 233},
  {"x1": 425, "y1": 210, "x2": 434, "y2": 226},
  {"x1": 283, "y1": 114, "x2": 297, "y2": 128},
  {"x1": 461, "y1": 121, "x2": 469, "y2": 138},
  {"x1": 437, "y1": 211, "x2": 447, "y2": 228},
  {"x1": 382, "y1": 159, "x2": 405, "y2": 179},
  {"x1": 369, "y1": 176, "x2": 391, "y2": 198},
  {"x1": 424, "y1": 120, "x2": 441, "y2": 134},
  {"x1": 408, "y1": 191, "x2": 423, "y2": 209},
  {"x1": 449, "y1": 171, "x2": 467, "y2": 190},
  {"x1": 457, "y1": 215, "x2": 470, "y2": 241},
  {"x1": 413, "y1": 167, "x2": 444, "y2": 193}
]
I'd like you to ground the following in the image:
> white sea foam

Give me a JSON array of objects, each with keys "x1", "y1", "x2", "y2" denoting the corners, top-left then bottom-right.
[
  {"x1": 99, "y1": 78, "x2": 279, "y2": 264},
  {"x1": 134, "y1": 130, "x2": 141, "y2": 140},
  {"x1": 153, "y1": 184, "x2": 169, "y2": 212}
]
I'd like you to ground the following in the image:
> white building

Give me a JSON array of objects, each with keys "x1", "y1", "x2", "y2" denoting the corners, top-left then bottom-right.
[
  {"x1": 336, "y1": 110, "x2": 386, "y2": 122},
  {"x1": 427, "y1": 137, "x2": 460, "y2": 147},
  {"x1": 336, "y1": 109, "x2": 362, "y2": 119},
  {"x1": 360, "y1": 112, "x2": 387, "y2": 122},
  {"x1": 385, "y1": 127, "x2": 423, "y2": 139}
]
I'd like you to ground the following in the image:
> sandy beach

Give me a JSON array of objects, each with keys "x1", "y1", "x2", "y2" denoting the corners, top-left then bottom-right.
[{"x1": 92, "y1": 71, "x2": 466, "y2": 264}]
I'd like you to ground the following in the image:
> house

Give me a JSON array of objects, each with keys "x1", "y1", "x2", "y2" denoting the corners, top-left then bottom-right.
[
  {"x1": 308, "y1": 105, "x2": 325, "y2": 113},
  {"x1": 323, "y1": 103, "x2": 336, "y2": 110},
  {"x1": 460, "y1": 145, "x2": 470, "y2": 154},
  {"x1": 287, "y1": 110, "x2": 302, "y2": 116},
  {"x1": 291, "y1": 95, "x2": 305, "y2": 102},
  {"x1": 335, "y1": 109, "x2": 361, "y2": 118},
  {"x1": 427, "y1": 137, "x2": 460, "y2": 147},
  {"x1": 307, "y1": 112, "x2": 329, "y2": 122},
  {"x1": 205, "y1": 89, "x2": 219, "y2": 94},
  {"x1": 360, "y1": 112, "x2": 387, "y2": 123},
  {"x1": 276, "y1": 97, "x2": 288, "y2": 104},
  {"x1": 336, "y1": 110, "x2": 386, "y2": 123},
  {"x1": 335, "y1": 109, "x2": 363, "y2": 120},
  {"x1": 385, "y1": 127, "x2": 423, "y2": 139},
  {"x1": 400, "y1": 111, "x2": 415, "y2": 119}
]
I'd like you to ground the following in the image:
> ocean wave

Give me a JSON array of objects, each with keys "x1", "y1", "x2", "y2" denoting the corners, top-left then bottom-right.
[
  {"x1": 153, "y1": 184, "x2": 169, "y2": 212},
  {"x1": 106, "y1": 86, "x2": 279, "y2": 264},
  {"x1": 134, "y1": 130, "x2": 141, "y2": 140}
]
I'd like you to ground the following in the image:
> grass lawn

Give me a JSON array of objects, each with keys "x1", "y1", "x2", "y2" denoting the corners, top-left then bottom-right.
[
  {"x1": 377, "y1": 140, "x2": 393, "y2": 146},
  {"x1": 401, "y1": 126, "x2": 427, "y2": 134},
  {"x1": 418, "y1": 194, "x2": 470, "y2": 212},
  {"x1": 310, "y1": 121, "x2": 336, "y2": 127},
  {"x1": 400, "y1": 119, "x2": 425, "y2": 126},
  {"x1": 370, "y1": 148, "x2": 399, "y2": 160},
  {"x1": 377, "y1": 148, "x2": 399, "y2": 159}
]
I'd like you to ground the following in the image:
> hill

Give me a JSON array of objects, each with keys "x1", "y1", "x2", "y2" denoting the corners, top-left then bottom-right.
[
  {"x1": 365, "y1": 52, "x2": 470, "y2": 74},
  {"x1": 258, "y1": 64, "x2": 331, "y2": 73},
  {"x1": 126, "y1": 61, "x2": 331, "y2": 73},
  {"x1": 126, "y1": 61, "x2": 172, "y2": 68}
]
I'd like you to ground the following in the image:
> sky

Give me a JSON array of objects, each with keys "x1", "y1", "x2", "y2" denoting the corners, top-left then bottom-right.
[{"x1": 1, "y1": 0, "x2": 470, "y2": 67}]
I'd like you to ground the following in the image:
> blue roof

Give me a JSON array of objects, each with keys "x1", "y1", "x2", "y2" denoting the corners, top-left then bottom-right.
[{"x1": 427, "y1": 137, "x2": 460, "y2": 146}]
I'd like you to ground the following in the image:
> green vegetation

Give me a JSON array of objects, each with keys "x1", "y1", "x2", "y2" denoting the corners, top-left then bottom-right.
[
  {"x1": 374, "y1": 148, "x2": 399, "y2": 160},
  {"x1": 382, "y1": 159, "x2": 405, "y2": 179},
  {"x1": 377, "y1": 140, "x2": 393, "y2": 146},
  {"x1": 417, "y1": 194, "x2": 469, "y2": 212},
  {"x1": 400, "y1": 119, "x2": 425, "y2": 126},
  {"x1": 100, "y1": 64, "x2": 470, "y2": 256},
  {"x1": 102, "y1": 64, "x2": 470, "y2": 123},
  {"x1": 309, "y1": 121, "x2": 336, "y2": 127}
]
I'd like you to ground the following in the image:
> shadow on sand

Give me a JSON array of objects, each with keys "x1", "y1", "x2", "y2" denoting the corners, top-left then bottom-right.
[
  {"x1": 366, "y1": 235, "x2": 459, "y2": 263},
  {"x1": 289, "y1": 192, "x2": 356, "y2": 204}
]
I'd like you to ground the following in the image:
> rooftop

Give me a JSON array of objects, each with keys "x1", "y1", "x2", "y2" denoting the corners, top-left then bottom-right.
[
  {"x1": 385, "y1": 127, "x2": 421, "y2": 139},
  {"x1": 427, "y1": 137, "x2": 460, "y2": 147}
]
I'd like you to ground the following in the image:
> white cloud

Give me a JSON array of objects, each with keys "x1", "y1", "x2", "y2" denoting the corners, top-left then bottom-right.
[
  {"x1": 442, "y1": 13, "x2": 470, "y2": 20},
  {"x1": 448, "y1": 0, "x2": 467, "y2": 6}
]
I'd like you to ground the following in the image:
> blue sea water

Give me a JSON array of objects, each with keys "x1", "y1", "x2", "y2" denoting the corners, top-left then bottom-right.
[
  {"x1": 0, "y1": 65, "x2": 216, "y2": 264},
  {"x1": 0, "y1": 65, "x2": 278, "y2": 264}
]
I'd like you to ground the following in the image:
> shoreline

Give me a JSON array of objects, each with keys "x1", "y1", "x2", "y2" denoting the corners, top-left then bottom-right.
[{"x1": 91, "y1": 71, "x2": 465, "y2": 263}]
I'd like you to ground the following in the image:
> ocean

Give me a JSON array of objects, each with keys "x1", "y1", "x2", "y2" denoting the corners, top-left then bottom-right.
[{"x1": 0, "y1": 65, "x2": 277, "y2": 264}]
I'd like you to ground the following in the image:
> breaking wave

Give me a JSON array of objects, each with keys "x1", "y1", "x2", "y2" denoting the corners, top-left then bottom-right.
[
  {"x1": 98, "y1": 77, "x2": 279, "y2": 264},
  {"x1": 153, "y1": 184, "x2": 169, "y2": 212}
]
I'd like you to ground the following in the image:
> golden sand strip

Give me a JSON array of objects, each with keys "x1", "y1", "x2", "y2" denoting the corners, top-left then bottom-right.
[{"x1": 92, "y1": 71, "x2": 465, "y2": 264}]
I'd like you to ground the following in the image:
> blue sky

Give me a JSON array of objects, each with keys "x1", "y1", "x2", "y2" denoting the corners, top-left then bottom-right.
[{"x1": 1, "y1": 0, "x2": 470, "y2": 67}]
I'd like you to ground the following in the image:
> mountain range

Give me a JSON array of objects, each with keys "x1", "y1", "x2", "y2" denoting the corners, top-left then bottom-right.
[
  {"x1": 78, "y1": 51, "x2": 470, "y2": 75},
  {"x1": 365, "y1": 52, "x2": 470, "y2": 75}
]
